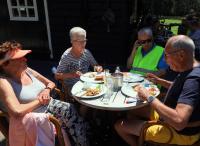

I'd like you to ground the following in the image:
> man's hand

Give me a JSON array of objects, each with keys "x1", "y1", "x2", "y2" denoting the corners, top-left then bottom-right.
[
  {"x1": 146, "y1": 73, "x2": 160, "y2": 84},
  {"x1": 137, "y1": 86, "x2": 150, "y2": 101},
  {"x1": 127, "y1": 40, "x2": 141, "y2": 69},
  {"x1": 133, "y1": 40, "x2": 140, "y2": 49}
]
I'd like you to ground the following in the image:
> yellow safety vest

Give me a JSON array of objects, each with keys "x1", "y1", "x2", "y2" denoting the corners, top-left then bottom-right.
[{"x1": 130, "y1": 45, "x2": 164, "y2": 76}]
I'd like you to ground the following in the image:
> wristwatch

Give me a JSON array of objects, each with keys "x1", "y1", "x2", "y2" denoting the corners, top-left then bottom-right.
[{"x1": 147, "y1": 96, "x2": 156, "y2": 103}]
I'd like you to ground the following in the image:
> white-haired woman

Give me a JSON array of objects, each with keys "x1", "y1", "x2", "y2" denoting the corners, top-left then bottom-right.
[
  {"x1": 55, "y1": 26, "x2": 102, "y2": 89},
  {"x1": 55, "y1": 27, "x2": 102, "y2": 117}
]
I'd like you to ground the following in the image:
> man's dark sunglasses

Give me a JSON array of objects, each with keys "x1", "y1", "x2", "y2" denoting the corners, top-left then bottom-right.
[{"x1": 138, "y1": 39, "x2": 152, "y2": 45}]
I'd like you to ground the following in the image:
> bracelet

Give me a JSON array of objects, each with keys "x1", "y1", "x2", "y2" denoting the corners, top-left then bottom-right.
[{"x1": 45, "y1": 86, "x2": 51, "y2": 90}]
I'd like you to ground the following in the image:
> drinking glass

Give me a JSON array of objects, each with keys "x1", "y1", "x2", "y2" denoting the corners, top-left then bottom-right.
[
  {"x1": 112, "y1": 73, "x2": 123, "y2": 91},
  {"x1": 103, "y1": 71, "x2": 114, "y2": 103},
  {"x1": 104, "y1": 69, "x2": 110, "y2": 84},
  {"x1": 142, "y1": 79, "x2": 150, "y2": 87}
]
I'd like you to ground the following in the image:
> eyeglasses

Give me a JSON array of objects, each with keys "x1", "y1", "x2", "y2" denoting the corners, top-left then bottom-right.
[
  {"x1": 73, "y1": 39, "x2": 87, "y2": 43},
  {"x1": 164, "y1": 50, "x2": 182, "y2": 57},
  {"x1": 138, "y1": 39, "x2": 152, "y2": 45}
]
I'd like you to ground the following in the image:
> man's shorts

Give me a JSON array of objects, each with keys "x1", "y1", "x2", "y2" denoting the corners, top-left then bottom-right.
[{"x1": 145, "y1": 110, "x2": 200, "y2": 145}]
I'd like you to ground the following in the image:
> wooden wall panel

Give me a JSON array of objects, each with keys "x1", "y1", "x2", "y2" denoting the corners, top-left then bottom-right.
[
  {"x1": 0, "y1": 0, "x2": 49, "y2": 59},
  {"x1": 48, "y1": 0, "x2": 132, "y2": 67}
]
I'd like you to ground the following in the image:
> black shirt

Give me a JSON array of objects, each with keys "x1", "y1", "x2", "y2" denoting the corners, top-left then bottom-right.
[{"x1": 164, "y1": 66, "x2": 200, "y2": 135}]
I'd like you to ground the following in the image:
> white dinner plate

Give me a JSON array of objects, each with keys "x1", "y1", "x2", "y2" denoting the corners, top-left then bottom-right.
[
  {"x1": 71, "y1": 83, "x2": 107, "y2": 99},
  {"x1": 121, "y1": 83, "x2": 160, "y2": 98},
  {"x1": 123, "y1": 72, "x2": 144, "y2": 83},
  {"x1": 121, "y1": 83, "x2": 139, "y2": 98},
  {"x1": 80, "y1": 72, "x2": 105, "y2": 83}
]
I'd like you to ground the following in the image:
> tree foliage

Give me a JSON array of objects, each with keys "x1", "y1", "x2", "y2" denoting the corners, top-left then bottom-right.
[{"x1": 140, "y1": 0, "x2": 200, "y2": 16}]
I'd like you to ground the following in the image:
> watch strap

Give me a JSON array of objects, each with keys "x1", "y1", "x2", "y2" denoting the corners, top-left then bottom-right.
[{"x1": 147, "y1": 96, "x2": 155, "y2": 103}]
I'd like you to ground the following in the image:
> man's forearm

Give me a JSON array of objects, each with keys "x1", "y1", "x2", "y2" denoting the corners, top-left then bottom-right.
[
  {"x1": 127, "y1": 48, "x2": 136, "y2": 69},
  {"x1": 157, "y1": 77, "x2": 172, "y2": 89}
]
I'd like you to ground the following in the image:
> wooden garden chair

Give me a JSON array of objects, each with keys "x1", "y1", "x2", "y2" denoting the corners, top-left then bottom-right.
[
  {"x1": 59, "y1": 80, "x2": 75, "y2": 103},
  {"x1": 0, "y1": 110, "x2": 9, "y2": 146},
  {"x1": 0, "y1": 88, "x2": 66, "y2": 146}
]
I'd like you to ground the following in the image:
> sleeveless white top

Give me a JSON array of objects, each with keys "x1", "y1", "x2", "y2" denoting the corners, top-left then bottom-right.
[{"x1": 9, "y1": 71, "x2": 48, "y2": 112}]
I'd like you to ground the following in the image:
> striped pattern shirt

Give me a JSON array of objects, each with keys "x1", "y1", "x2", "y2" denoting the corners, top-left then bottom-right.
[{"x1": 57, "y1": 48, "x2": 97, "y2": 87}]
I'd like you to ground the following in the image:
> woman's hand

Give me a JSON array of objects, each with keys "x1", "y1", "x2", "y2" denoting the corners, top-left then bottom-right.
[
  {"x1": 37, "y1": 89, "x2": 51, "y2": 105},
  {"x1": 94, "y1": 65, "x2": 103, "y2": 72},
  {"x1": 137, "y1": 86, "x2": 150, "y2": 101},
  {"x1": 54, "y1": 72, "x2": 64, "y2": 80},
  {"x1": 75, "y1": 71, "x2": 82, "y2": 77}
]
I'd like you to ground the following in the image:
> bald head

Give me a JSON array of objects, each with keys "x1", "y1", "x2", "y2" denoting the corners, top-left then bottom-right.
[
  {"x1": 166, "y1": 35, "x2": 195, "y2": 57},
  {"x1": 165, "y1": 35, "x2": 195, "y2": 72}
]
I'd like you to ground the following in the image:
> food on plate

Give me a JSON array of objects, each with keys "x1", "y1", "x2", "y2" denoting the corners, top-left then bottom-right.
[
  {"x1": 132, "y1": 84, "x2": 140, "y2": 92},
  {"x1": 85, "y1": 88, "x2": 100, "y2": 96},
  {"x1": 88, "y1": 72, "x2": 96, "y2": 78},
  {"x1": 122, "y1": 72, "x2": 129, "y2": 77},
  {"x1": 132, "y1": 85, "x2": 158, "y2": 96},
  {"x1": 94, "y1": 75, "x2": 104, "y2": 81},
  {"x1": 148, "y1": 87, "x2": 157, "y2": 96}
]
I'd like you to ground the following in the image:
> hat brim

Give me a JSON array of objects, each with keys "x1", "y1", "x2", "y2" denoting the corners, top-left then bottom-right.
[
  {"x1": 0, "y1": 49, "x2": 32, "y2": 65},
  {"x1": 11, "y1": 49, "x2": 32, "y2": 59}
]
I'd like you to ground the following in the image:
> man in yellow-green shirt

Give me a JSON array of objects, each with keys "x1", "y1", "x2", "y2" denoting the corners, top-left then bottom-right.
[{"x1": 127, "y1": 27, "x2": 168, "y2": 76}]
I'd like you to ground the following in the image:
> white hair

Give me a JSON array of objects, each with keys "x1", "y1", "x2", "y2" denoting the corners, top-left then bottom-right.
[
  {"x1": 138, "y1": 27, "x2": 153, "y2": 37},
  {"x1": 69, "y1": 27, "x2": 86, "y2": 41}
]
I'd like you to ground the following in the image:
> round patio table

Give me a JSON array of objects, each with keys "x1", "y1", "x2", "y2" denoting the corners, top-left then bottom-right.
[{"x1": 71, "y1": 81, "x2": 150, "y2": 111}]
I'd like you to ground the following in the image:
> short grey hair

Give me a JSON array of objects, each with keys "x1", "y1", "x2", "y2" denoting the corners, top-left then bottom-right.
[
  {"x1": 138, "y1": 27, "x2": 153, "y2": 38},
  {"x1": 167, "y1": 35, "x2": 195, "y2": 55},
  {"x1": 69, "y1": 27, "x2": 86, "y2": 41}
]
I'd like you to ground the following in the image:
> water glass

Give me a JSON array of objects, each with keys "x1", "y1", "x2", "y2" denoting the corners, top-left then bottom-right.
[
  {"x1": 112, "y1": 73, "x2": 123, "y2": 91},
  {"x1": 142, "y1": 79, "x2": 150, "y2": 87},
  {"x1": 104, "y1": 69, "x2": 110, "y2": 84},
  {"x1": 103, "y1": 75, "x2": 114, "y2": 103}
]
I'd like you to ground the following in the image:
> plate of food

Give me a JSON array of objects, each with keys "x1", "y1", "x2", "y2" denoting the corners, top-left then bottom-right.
[
  {"x1": 71, "y1": 83, "x2": 107, "y2": 99},
  {"x1": 145, "y1": 84, "x2": 160, "y2": 97},
  {"x1": 80, "y1": 72, "x2": 105, "y2": 83},
  {"x1": 121, "y1": 83, "x2": 160, "y2": 98},
  {"x1": 121, "y1": 83, "x2": 140, "y2": 98},
  {"x1": 123, "y1": 72, "x2": 144, "y2": 83}
]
